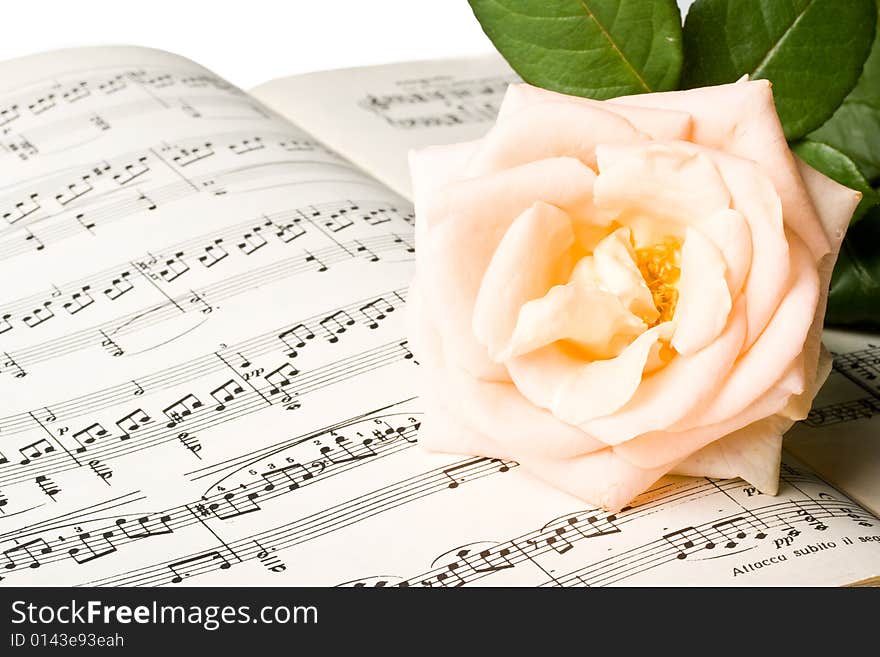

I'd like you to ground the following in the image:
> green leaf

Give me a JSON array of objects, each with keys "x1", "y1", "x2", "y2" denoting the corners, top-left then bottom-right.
[
  {"x1": 827, "y1": 206, "x2": 880, "y2": 327},
  {"x1": 468, "y1": 0, "x2": 683, "y2": 99},
  {"x1": 681, "y1": 0, "x2": 876, "y2": 140},
  {"x1": 810, "y1": 1, "x2": 880, "y2": 182},
  {"x1": 793, "y1": 140, "x2": 880, "y2": 223}
]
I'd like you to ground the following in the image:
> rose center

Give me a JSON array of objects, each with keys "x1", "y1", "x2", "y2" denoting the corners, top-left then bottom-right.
[{"x1": 634, "y1": 236, "x2": 682, "y2": 326}]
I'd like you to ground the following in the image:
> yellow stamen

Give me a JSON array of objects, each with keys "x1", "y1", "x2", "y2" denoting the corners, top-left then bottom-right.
[{"x1": 634, "y1": 236, "x2": 682, "y2": 325}]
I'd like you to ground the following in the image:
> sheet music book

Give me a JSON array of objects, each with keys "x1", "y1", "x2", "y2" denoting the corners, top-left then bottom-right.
[{"x1": 0, "y1": 46, "x2": 878, "y2": 588}]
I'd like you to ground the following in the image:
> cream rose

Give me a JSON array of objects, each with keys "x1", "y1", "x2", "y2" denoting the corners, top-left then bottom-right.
[{"x1": 407, "y1": 80, "x2": 862, "y2": 512}]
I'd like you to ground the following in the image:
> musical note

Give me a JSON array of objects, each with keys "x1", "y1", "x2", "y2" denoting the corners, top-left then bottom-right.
[
  {"x1": 56, "y1": 177, "x2": 95, "y2": 206},
  {"x1": 354, "y1": 240, "x2": 379, "y2": 263},
  {"x1": 319, "y1": 435, "x2": 376, "y2": 464},
  {"x1": 323, "y1": 209, "x2": 353, "y2": 233},
  {"x1": 71, "y1": 422, "x2": 109, "y2": 452},
  {"x1": 238, "y1": 227, "x2": 267, "y2": 255},
  {"x1": 136, "y1": 191, "x2": 157, "y2": 211},
  {"x1": 392, "y1": 233, "x2": 414, "y2": 252},
  {"x1": 255, "y1": 540, "x2": 286, "y2": 573},
  {"x1": 116, "y1": 408, "x2": 152, "y2": 440},
  {"x1": 163, "y1": 394, "x2": 204, "y2": 428},
  {"x1": 274, "y1": 218, "x2": 306, "y2": 243},
  {"x1": 209, "y1": 379, "x2": 245, "y2": 411},
  {"x1": 359, "y1": 297, "x2": 394, "y2": 329},
  {"x1": 63, "y1": 286, "x2": 95, "y2": 314},
  {"x1": 188, "y1": 290, "x2": 213, "y2": 314},
  {"x1": 24, "y1": 228, "x2": 45, "y2": 252},
  {"x1": 167, "y1": 142, "x2": 214, "y2": 166},
  {"x1": 304, "y1": 249, "x2": 328, "y2": 272},
  {"x1": 198, "y1": 239, "x2": 228, "y2": 268},
  {"x1": 113, "y1": 156, "x2": 150, "y2": 185},
  {"x1": 260, "y1": 462, "x2": 320, "y2": 491},
  {"x1": 228, "y1": 137, "x2": 264, "y2": 155},
  {"x1": 23, "y1": 301, "x2": 54, "y2": 327},
  {"x1": 103, "y1": 272, "x2": 134, "y2": 300},
  {"x1": 442, "y1": 457, "x2": 509, "y2": 489},
  {"x1": 35, "y1": 475, "x2": 60, "y2": 500},
  {"x1": 19, "y1": 438, "x2": 56, "y2": 465},
  {"x1": 398, "y1": 340, "x2": 416, "y2": 363},
  {"x1": 319, "y1": 310, "x2": 355, "y2": 343},
  {"x1": 68, "y1": 531, "x2": 117, "y2": 564},
  {"x1": 419, "y1": 562, "x2": 465, "y2": 588},
  {"x1": 3, "y1": 193, "x2": 41, "y2": 224},
  {"x1": 178, "y1": 432, "x2": 202, "y2": 458},
  {"x1": 206, "y1": 491, "x2": 261, "y2": 520},
  {"x1": 278, "y1": 324, "x2": 315, "y2": 358},
  {"x1": 97, "y1": 329, "x2": 124, "y2": 357},
  {"x1": 264, "y1": 363, "x2": 299, "y2": 395},
  {"x1": 116, "y1": 514, "x2": 174, "y2": 540},
  {"x1": 89, "y1": 460, "x2": 113, "y2": 484},
  {"x1": 711, "y1": 517, "x2": 766, "y2": 548},
  {"x1": 0, "y1": 103, "x2": 20, "y2": 128},
  {"x1": 455, "y1": 546, "x2": 515, "y2": 574},
  {"x1": 2, "y1": 352, "x2": 27, "y2": 378},
  {"x1": 662, "y1": 527, "x2": 715, "y2": 559},
  {"x1": 158, "y1": 252, "x2": 190, "y2": 282},
  {"x1": 168, "y1": 551, "x2": 231, "y2": 583},
  {"x1": 3, "y1": 538, "x2": 52, "y2": 570}
]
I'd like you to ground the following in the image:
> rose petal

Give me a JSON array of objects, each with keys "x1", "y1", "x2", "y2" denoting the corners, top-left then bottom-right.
[
  {"x1": 671, "y1": 226, "x2": 732, "y2": 355},
  {"x1": 671, "y1": 233, "x2": 818, "y2": 430},
  {"x1": 517, "y1": 448, "x2": 673, "y2": 513},
  {"x1": 794, "y1": 158, "x2": 862, "y2": 405},
  {"x1": 796, "y1": 157, "x2": 861, "y2": 256},
  {"x1": 473, "y1": 202, "x2": 575, "y2": 361},
  {"x1": 411, "y1": 287, "x2": 606, "y2": 459},
  {"x1": 590, "y1": 226, "x2": 658, "y2": 321},
  {"x1": 506, "y1": 322, "x2": 674, "y2": 425},
  {"x1": 419, "y1": 393, "x2": 513, "y2": 460},
  {"x1": 635, "y1": 141, "x2": 789, "y2": 348},
  {"x1": 423, "y1": 156, "x2": 597, "y2": 229},
  {"x1": 421, "y1": 389, "x2": 670, "y2": 513},
  {"x1": 409, "y1": 140, "x2": 481, "y2": 213},
  {"x1": 580, "y1": 297, "x2": 748, "y2": 444},
  {"x1": 613, "y1": 78, "x2": 831, "y2": 259},
  {"x1": 467, "y1": 100, "x2": 645, "y2": 176},
  {"x1": 419, "y1": 157, "x2": 597, "y2": 380},
  {"x1": 594, "y1": 143, "x2": 731, "y2": 229},
  {"x1": 498, "y1": 83, "x2": 693, "y2": 141},
  {"x1": 616, "y1": 355, "x2": 804, "y2": 468},
  {"x1": 670, "y1": 415, "x2": 793, "y2": 495},
  {"x1": 505, "y1": 282, "x2": 646, "y2": 361},
  {"x1": 695, "y1": 208, "x2": 752, "y2": 298}
]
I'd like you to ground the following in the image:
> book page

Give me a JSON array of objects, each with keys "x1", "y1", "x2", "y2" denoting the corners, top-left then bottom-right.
[
  {"x1": 1, "y1": 46, "x2": 879, "y2": 588},
  {"x1": 251, "y1": 54, "x2": 518, "y2": 199},
  {"x1": 786, "y1": 330, "x2": 880, "y2": 517}
]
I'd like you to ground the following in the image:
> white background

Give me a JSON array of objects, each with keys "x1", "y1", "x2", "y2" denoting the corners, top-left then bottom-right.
[{"x1": 2, "y1": 0, "x2": 696, "y2": 88}]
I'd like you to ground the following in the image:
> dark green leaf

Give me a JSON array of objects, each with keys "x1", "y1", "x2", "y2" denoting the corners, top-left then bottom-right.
[
  {"x1": 827, "y1": 205, "x2": 880, "y2": 327},
  {"x1": 793, "y1": 140, "x2": 880, "y2": 223},
  {"x1": 810, "y1": 1, "x2": 880, "y2": 182},
  {"x1": 682, "y1": 0, "x2": 876, "y2": 140},
  {"x1": 468, "y1": 0, "x2": 683, "y2": 99}
]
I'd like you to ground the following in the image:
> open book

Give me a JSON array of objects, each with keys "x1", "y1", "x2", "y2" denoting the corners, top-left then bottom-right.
[{"x1": 0, "y1": 46, "x2": 878, "y2": 587}]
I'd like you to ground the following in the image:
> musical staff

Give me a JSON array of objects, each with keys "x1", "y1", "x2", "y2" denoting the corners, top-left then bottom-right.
[
  {"x1": 359, "y1": 75, "x2": 515, "y2": 129},
  {"x1": 0, "y1": 407, "x2": 421, "y2": 582}
]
